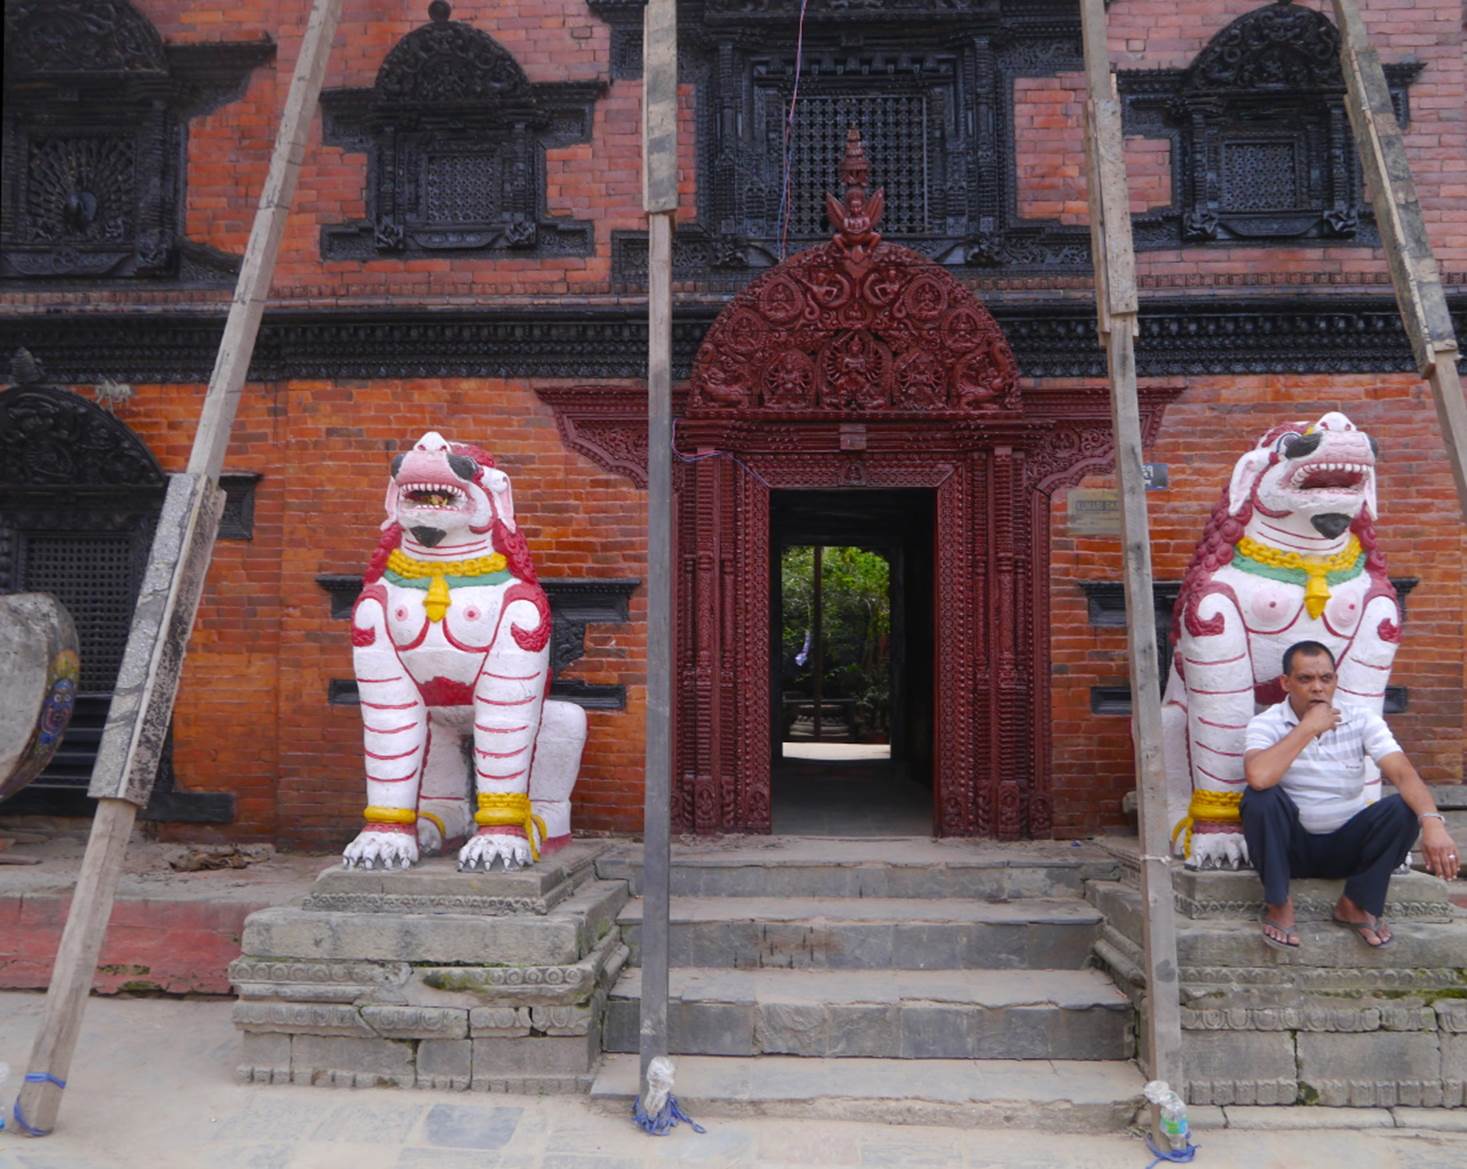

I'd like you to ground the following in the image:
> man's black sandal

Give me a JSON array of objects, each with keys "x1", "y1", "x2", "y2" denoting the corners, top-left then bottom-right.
[
  {"x1": 1259, "y1": 912, "x2": 1300, "y2": 950},
  {"x1": 1332, "y1": 912, "x2": 1393, "y2": 948}
]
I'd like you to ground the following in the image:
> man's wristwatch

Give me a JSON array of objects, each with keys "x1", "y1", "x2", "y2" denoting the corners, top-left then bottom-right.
[{"x1": 1419, "y1": 811, "x2": 1446, "y2": 826}]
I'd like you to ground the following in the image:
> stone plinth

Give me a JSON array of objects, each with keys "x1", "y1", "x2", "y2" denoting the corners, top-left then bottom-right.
[
  {"x1": 230, "y1": 841, "x2": 627, "y2": 1093},
  {"x1": 1089, "y1": 850, "x2": 1467, "y2": 1109}
]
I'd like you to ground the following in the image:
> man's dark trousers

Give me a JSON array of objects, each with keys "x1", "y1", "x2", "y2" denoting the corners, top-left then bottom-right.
[{"x1": 1240, "y1": 786, "x2": 1418, "y2": 915}]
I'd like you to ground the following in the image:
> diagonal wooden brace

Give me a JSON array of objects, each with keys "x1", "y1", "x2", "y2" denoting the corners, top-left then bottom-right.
[
  {"x1": 88, "y1": 473, "x2": 226, "y2": 804},
  {"x1": 1330, "y1": 0, "x2": 1467, "y2": 515}
]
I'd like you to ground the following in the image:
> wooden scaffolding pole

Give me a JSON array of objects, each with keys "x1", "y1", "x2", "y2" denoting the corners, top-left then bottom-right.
[
  {"x1": 14, "y1": 0, "x2": 343, "y2": 1137},
  {"x1": 638, "y1": 0, "x2": 677, "y2": 1089},
  {"x1": 1330, "y1": 0, "x2": 1467, "y2": 518},
  {"x1": 1077, "y1": 0, "x2": 1184, "y2": 1108}
]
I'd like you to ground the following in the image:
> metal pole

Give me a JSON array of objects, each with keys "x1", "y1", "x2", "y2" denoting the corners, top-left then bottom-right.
[
  {"x1": 15, "y1": 0, "x2": 343, "y2": 1137},
  {"x1": 1077, "y1": 0, "x2": 1184, "y2": 1121},
  {"x1": 639, "y1": 0, "x2": 677, "y2": 1089}
]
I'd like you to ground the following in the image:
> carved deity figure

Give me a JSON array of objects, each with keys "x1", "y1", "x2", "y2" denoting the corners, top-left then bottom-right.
[
  {"x1": 1160, "y1": 412, "x2": 1399, "y2": 868},
  {"x1": 343, "y1": 432, "x2": 585, "y2": 871},
  {"x1": 825, "y1": 127, "x2": 885, "y2": 265}
]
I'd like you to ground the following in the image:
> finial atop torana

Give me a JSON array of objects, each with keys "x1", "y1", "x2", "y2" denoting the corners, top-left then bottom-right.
[
  {"x1": 825, "y1": 127, "x2": 885, "y2": 264},
  {"x1": 839, "y1": 126, "x2": 871, "y2": 195}
]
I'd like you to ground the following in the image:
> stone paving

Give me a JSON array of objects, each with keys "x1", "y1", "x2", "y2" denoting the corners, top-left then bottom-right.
[{"x1": 2, "y1": 994, "x2": 1464, "y2": 1169}]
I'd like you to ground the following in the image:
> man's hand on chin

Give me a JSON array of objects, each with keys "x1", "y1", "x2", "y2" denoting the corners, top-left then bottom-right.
[{"x1": 1300, "y1": 701, "x2": 1341, "y2": 739}]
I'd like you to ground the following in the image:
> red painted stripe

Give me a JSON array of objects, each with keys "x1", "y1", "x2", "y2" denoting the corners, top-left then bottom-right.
[
  {"x1": 474, "y1": 722, "x2": 529, "y2": 734},
  {"x1": 362, "y1": 700, "x2": 419, "y2": 710},
  {"x1": 1198, "y1": 716, "x2": 1248, "y2": 730},
  {"x1": 1337, "y1": 685, "x2": 1384, "y2": 698},
  {"x1": 1349, "y1": 659, "x2": 1391, "y2": 672},
  {"x1": 477, "y1": 694, "x2": 537, "y2": 707},
  {"x1": 364, "y1": 722, "x2": 416, "y2": 735},
  {"x1": 1190, "y1": 685, "x2": 1253, "y2": 696},
  {"x1": 475, "y1": 746, "x2": 528, "y2": 759},
  {"x1": 1183, "y1": 651, "x2": 1246, "y2": 667},
  {"x1": 483, "y1": 671, "x2": 544, "y2": 682},
  {"x1": 366, "y1": 747, "x2": 418, "y2": 761},
  {"x1": 367, "y1": 771, "x2": 418, "y2": 783},
  {"x1": 1197, "y1": 766, "x2": 1245, "y2": 785},
  {"x1": 1195, "y1": 742, "x2": 1244, "y2": 758},
  {"x1": 357, "y1": 677, "x2": 404, "y2": 684},
  {"x1": 474, "y1": 769, "x2": 527, "y2": 781}
]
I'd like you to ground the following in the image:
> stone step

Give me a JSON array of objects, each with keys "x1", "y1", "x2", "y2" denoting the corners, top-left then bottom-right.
[
  {"x1": 596, "y1": 837, "x2": 1119, "y2": 900},
  {"x1": 602, "y1": 966, "x2": 1133, "y2": 1059},
  {"x1": 1168, "y1": 868, "x2": 1454, "y2": 922},
  {"x1": 1091, "y1": 880, "x2": 1467, "y2": 985},
  {"x1": 589, "y1": 1053, "x2": 1144, "y2": 1132},
  {"x1": 616, "y1": 896, "x2": 1102, "y2": 970},
  {"x1": 241, "y1": 877, "x2": 628, "y2": 966}
]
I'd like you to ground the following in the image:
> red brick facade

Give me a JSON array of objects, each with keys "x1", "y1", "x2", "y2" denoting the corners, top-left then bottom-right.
[{"x1": 2, "y1": 1, "x2": 1464, "y2": 848}]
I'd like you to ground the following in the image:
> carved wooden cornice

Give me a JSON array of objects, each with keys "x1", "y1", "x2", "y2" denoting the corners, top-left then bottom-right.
[{"x1": 2, "y1": 294, "x2": 1461, "y2": 386}]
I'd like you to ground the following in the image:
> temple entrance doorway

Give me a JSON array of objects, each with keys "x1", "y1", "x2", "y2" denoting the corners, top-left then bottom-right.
[{"x1": 770, "y1": 489, "x2": 934, "y2": 835}]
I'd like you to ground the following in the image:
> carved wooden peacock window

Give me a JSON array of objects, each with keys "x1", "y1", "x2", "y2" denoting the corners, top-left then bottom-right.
[
  {"x1": 1120, "y1": 0, "x2": 1420, "y2": 247},
  {"x1": 0, "y1": 0, "x2": 274, "y2": 281},
  {"x1": 320, "y1": 2, "x2": 601, "y2": 260}
]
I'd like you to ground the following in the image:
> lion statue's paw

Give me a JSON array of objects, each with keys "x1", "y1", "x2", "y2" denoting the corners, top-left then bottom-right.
[
  {"x1": 457, "y1": 831, "x2": 531, "y2": 872},
  {"x1": 342, "y1": 829, "x2": 420, "y2": 870},
  {"x1": 1185, "y1": 831, "x2": 1251, "y2": 871}
]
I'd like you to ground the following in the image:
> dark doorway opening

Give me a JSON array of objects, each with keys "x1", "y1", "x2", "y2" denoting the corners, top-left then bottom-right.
[{"x1": 770, "y1": 489, "x2": 935, "y2": 835}]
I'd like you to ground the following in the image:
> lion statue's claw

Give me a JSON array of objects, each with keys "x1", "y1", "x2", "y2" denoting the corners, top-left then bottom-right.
[
  {"x1": 457, "y1": 831, "x2": 531, "y2": 872},
  {"x1": 342, "y1": 829, "x2": 420, "y2": 871},
  {"x1": 1186, "y1": 832, "x2": 1250, "y2": 871}
]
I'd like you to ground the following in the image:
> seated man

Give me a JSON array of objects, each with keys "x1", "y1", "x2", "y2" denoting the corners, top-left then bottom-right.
[{"x1": 1242, "y1": 640, "x2": 1459, "y2": 949}]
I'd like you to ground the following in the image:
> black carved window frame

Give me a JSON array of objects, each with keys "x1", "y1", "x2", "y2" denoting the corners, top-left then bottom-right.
[
  {"x1": 593, "y1": 0, "x2": 1101, "y2": 289},
  {"x1": 0, "y1": 378, "x2": 232, "y2": 821},
  {"x1": 0, "y1": 0, "x2": 274, "y2": 283},
  {"x1": 318, "y1": 6, "x2": 603, "y2": 261},
  {"x1": 218, "y1": 472, "x2": 261, "y2": 541},
  {"x1": 1118, "y1": 4, "x2": 1422, "y2": 249}
]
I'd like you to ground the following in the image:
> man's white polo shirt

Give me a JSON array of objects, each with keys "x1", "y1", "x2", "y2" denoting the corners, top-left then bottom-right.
[{"x1": 1244, "y1": 700, "x2": 1403, "y2": 834}]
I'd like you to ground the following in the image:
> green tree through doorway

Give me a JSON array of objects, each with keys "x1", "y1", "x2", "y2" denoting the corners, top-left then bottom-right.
[{"x1": 780, "y1": 545, "x2": 891, "y2": 744}]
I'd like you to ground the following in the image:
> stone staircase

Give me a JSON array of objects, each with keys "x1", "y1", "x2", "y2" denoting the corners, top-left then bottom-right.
[
  {"x1": 1088, "y1": 837, "x2": 1467, "y2": 1108},
  {"x1": 587, "y1": 838, "x2": 1146, "y2": 1130}
]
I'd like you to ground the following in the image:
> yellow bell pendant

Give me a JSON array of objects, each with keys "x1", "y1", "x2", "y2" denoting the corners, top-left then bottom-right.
[
  {"x1": 1303, "y1": 571, "x2": 1330, "y2": 620},
  {"x1": 424, "y1": 571, "x2": 452, "y2": 623}
]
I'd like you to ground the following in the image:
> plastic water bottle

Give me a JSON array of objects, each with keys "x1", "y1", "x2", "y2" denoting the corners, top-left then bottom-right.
[{"x1": 1143, "y1": 1079, "x2": 1191, "y2": 1152}]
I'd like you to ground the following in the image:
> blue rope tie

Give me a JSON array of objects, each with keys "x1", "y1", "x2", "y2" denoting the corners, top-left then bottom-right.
[
  {"x1": 632, "y1": 1092, "x2": 706, "y2": 1136},
  {"x1": 1144, "y1": 1133, "x2": 1198, "y2": 1168},
  {"x1": 9, "y1": 1073, "x2": 66, "y2": 1137}
]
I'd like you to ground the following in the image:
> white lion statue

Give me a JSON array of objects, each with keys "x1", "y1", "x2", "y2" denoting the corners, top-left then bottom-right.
[
  {"x1": 342, "y1": 431, "x2": 585, "y2": 871},
  {"x1": 1161, "y1": 411, "x2": 1400, "y2": 869}
]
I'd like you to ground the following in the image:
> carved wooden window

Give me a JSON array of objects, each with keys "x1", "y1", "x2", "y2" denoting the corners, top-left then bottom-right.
[
  {"x1": 1119, "y1": 0, "x2": 1419, "y2": 247},
  {"x1": 592, "y1": 0, "x2": 1098, "y2": 288},
  {"x1": 320, "y1": 2, "x2": 601, "y2": 260},
  {"x1": 0, "y1": 0, "x2": 273, "y2": 281}
]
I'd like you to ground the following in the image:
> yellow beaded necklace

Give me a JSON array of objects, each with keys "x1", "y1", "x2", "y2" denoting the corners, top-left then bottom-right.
[
  {"x1": 384, "y1": 549, "x2": 509, "y2": 623},
  {"x1": 1233, "y1": 534, "x2": 1362, "y2": 619}
]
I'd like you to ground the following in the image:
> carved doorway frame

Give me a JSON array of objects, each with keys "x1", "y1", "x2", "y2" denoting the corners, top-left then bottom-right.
[{"x1": 539, "y1": 133, "x2": 1180, "y2": 837}]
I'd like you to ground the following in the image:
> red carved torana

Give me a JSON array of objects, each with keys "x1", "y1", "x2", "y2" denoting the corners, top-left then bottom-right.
[{"x1": 539, "y1": 131, "x2": 1180, "y2": 837}]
